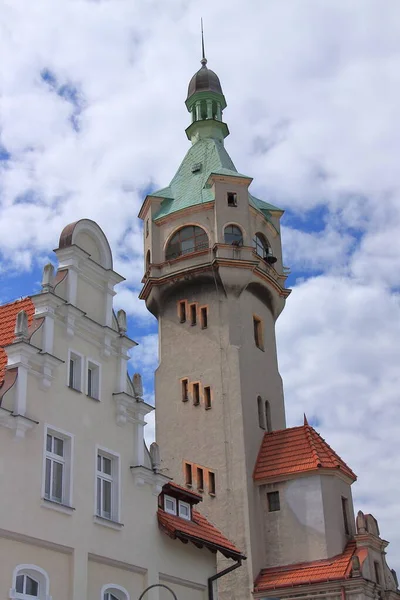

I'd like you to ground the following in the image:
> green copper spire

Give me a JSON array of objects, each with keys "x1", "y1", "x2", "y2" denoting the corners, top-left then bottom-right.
[{"x1": 185, "y1": 25, "x2": 229, "y2": 144}]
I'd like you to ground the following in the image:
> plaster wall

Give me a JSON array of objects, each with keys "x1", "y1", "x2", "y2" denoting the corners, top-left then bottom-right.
[{"x1": 320, "y1": 474, "x2": 355, "y2": 557}]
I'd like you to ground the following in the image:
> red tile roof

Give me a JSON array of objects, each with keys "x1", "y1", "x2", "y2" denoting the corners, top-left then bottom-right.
[
  {"x1": 158, "y1": 508, "x2": 244, "y2": 560},
  {"x1": 0, "y1": 298, "x2": 35, "y2": 387},
  {"x1": 254, "y1": 541, "x2": 356, "y2": 592},
  {"x1": 253, "y1": 423, "x2": 356, "y2": 483}
]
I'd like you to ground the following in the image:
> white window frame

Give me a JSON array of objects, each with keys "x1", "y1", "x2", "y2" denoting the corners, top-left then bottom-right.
[
  {"x1": 42, "y1": 425, "x2": 74, "y2": 507},
  {"x1": 86, "y1": 357, "x2": 101, "y2": 400},
  {"x1": 164, "y1": 495, "x2": 177, "y2": 515},
  {"x1": 95, "y1": 446, "x2": 121, "y2": 523},
  {"x1": 10, "y1": 564, "x2": 51, "y2": 600},
  {"x1": 67, "y1": 349, "x2": 84, "y2": 392},
  {"x1": 101, "y1": 583, "x2": 130, "y2": 600},
  {"x1": 178, "y1": 500, "x2": 191, "y2": 520}
]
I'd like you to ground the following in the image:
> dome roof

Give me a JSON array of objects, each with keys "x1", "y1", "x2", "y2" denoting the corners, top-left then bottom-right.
[{"x1": 187, "y1": 62, "x2": 223, "y2": 99}]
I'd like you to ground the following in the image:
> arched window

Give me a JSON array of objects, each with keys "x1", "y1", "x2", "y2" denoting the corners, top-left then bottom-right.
[
  {"x1": 265, "y1": 400, "x2": 272, "y2": 433},
  {"x1": 102, "y1": 584, "x2": 129, "y2": 600},
  {"x1": 166, "y1": 226, "x2": 208, "y2": 260},
  {"x1": 257, "y1": 396, "x2": 265, "y2": 429},
  {"x1": 145, "y1": 249, "x2": 151, "y2": 271},
  {"x1": 11, "y1": 565, "x2": 51, "y2": 600},
  {"x1": 224, "y1": 225, "x2": 243, "y2": 246},
  {"x1": 253, "y1": 233, "x2": 271, "y2": 259}
]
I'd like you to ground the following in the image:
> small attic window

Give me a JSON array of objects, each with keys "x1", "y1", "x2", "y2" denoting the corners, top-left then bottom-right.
[
  {"x1": 164, "y1": 495, "x2": 177, "y2": 515},
  {"x1": 191, "y1": 162, "x2": 202, "y2": 173},
  {"x1": 227, "y1": 192, "x2": 237, "y2": 207},
  {"x1": 267, "y1": 491, "x2": 280, "y2": 512}
]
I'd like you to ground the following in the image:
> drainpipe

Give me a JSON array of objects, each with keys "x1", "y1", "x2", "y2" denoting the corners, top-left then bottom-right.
[
  {"x1": 341, "y1": 586, "x2": 346, "y2": 600},
  {"x1": 208, "y1": 559, "x2": 243, "y2": 600}
]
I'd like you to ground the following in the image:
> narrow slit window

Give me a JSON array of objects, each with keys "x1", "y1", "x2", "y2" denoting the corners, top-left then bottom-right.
[
  {"x1": 265, "y1": 400, "x2": 272, "y2": 432},
  {"x1": 253, "y1": 316, "x2": 263, "y2": 350},
  {"x1": 257, "y1": 396, "x2": 265, "y2": 429},
  {"x1": 200, "y1": 306, "x2": 208, "y2": 329},
  {"x1": 185, "y1": 462, "x2": 193, "y2": 486},
  {"x1": 193, "y1": 383, "x2": 200, "y2": 406},
  {"x1": 204, "y1": 386, "x2": 212, "y2": 409},
  {"x1": 374, "y1": 561, "x2": 381, "y2": 585},
  {"x1": 146, "y1": 219, "x2": 149, "y2": 237},
  {"x1": 342, "y1": 496, "x2": 350, "y2": 535},
  {"x1": 197, "y1": 467, "x2": 204, "y2": 492},
  {"x1": 190, "y1": 303, "x2": 197, "y2": 326},
  {"x1": 227, "y1": 192, "x2": 237, "y2": 207},
  {"x1": 208, "y1": 471, "x2": 216, "y2": 495},
  {"x1": 181, "y1": 378, "x2": 189, "y2": 402},
  {"x1": 267, "y1": 491, "x2": 280, "y2": 512},
  {"x1": 179, "y1": 301, "x2": 186, "y2": 323}
]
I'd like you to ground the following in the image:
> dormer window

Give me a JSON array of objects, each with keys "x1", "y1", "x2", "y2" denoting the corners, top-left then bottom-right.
[
  {"x1": 164, "y1": 495, "x2": 177, "y2": 515},
  {"x1": 178, "y1": 500, "x2": 191, "y2": 520},
  {"x1": 227, "y1": 192, "x2": 237, "y2": 207}
]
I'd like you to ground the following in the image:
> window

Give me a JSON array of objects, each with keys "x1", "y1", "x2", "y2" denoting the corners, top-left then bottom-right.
[
  {"x1": 227, "y1": 192, "x2": 237, "y2": 207},
  {"x1": 178, "y1": 500, "x2": 191, "y2": 520},
  {"x1": 197, "y1": 467, "x2": 204, "y2": 492},
  {"x1": 185, "y1": 462, "x2": 193, "y2": 487},
  {"x1": 224, "y1": 224, "x2": 243, "y2": 245},
  {"x1": 44, "y1": 427, "x2": 73, "y2": 506},
  {"x1": 204, "y1": 386, "x2": 212, "y2": 409},
  {"x1": 11, "y1": 565, "x2": 50, "y2": 600},
  {"x1": 253, "y1": 316, "x2": 264, "y2": 350},
  {"x1": 96, "y1": 450, "x2": 119, "y2": 521},
  {"x1": 257, "y1": 396, "x2": 265, "y2": 429},
  {"x1": 166, "y1": 225, "x2": 209, "y2": 260},
  {"x1": 267, "y1": 491, "x2": 280, "y2": 512},
  {"x1": 164, "y1": 494, "x2": 177, "y2": 515},
  {"x1": 193, "y1": 382, "x2": 200, "y2": 406},
  {"x1": 190, "y1": 303, "x2": 197, "y2": 326},
  {"x1": 200, "y1": 306, "x2": 208, "y2": 329},
  {"x1": 146, "y1": 219, "x2": 149, "y2": 237},
  {"x1": 342, "y1": 496, "x2": 350, "y2": 535},
  {"x1": 181, "y1": 378, "x2": 189, "y2": 402},
  {"x1": 208, "y1": 471, "x2": 216, "y2": 495},
  {"x1": 102, "y1": 584, "x2": 130, "y2": 600},
  {"x1": 68, "y1": 350, "x2": 83, "y2": 391},
  {"x1": 253, "y1": 232, "x2": 271, "y2": 259},
  {"x1": 265, "y1": 400, "x2": 272, "y2": 433},
  {"x1": 374, "y1": 561, "x2": 382, "y2": 585},
  {"x1": 178, "y1": 300, "x2": 187, "y2": 323},
  {"x1": 145, "y1": 250, "x2": 151, "y2": 271},
  {"x1": 87, "y1": 359, "x2": 100, "y2": 400}
]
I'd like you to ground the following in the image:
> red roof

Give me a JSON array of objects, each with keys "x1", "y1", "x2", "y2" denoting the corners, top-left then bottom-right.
[
  {"x1": 158, "y1": 508, "x2": 243, "y2": 560},
  {"x1": 163, "y1": 481, "x2": 202, "y2": 502},
  {"x1": 253, "y1": 423, "x2": 356, "y2": 483},
  {"x1": 254, "y1": 541, "x2": 356, "y2": 592},
  {"x1": 0, "y1": 298, "x2": 35, "y2": 387}
]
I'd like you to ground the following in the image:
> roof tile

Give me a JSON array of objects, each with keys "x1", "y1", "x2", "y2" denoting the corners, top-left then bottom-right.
[{"x1": 253, "y1": 424, "x2": 356, "y2": 482}]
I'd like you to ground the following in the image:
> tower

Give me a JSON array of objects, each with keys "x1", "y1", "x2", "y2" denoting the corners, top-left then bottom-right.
[{"x1": 139, "y1": 49, "x2": 290, "y2": 597}]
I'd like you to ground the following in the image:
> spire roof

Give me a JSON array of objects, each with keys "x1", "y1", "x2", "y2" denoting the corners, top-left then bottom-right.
[{"x1": 253, "y1": 423, "x2": 356, "y2": 483}]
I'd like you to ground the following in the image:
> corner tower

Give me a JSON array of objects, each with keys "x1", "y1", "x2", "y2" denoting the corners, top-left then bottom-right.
[{"x1": 139, "y1": 53, "x2": 290, "y2": 598}]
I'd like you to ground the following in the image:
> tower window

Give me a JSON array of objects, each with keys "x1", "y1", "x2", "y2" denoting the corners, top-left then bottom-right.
[
  {"x1": 197, "y1": 467, "x2": 204, "y2": 492},
  {"x1": 208, "y1": 471, "x2": 216, "y2": 495},
  {"x1": 190, "y1": 303, "x2": 197, "y2": 326},
  {"x1": 200, "y1": 306, "x2": 208, "y2": 329},
  {"x1": 265, "y1": 400, "x2": 272, "y2": 432},
  {"x1": 185, "y1": 462, "x2": 193, "y2": 487},
  {"x1": 204, "y1": 386, "x2": 212, "y2": 409},
  {"x1": 181, "y1": 378, "x2": 189, "y2": 402},
  {"x1": 374, "y1": 561, "x2": 382, "y2": 585},
  {"x1": 253, "y1": 232, "x2": 272, "y2": 259},
  {"x1": 146, "y1": 219, "x2": 149, "y2": 237},
  {"x1": 224, "y1": 224, "x2": 243, "y2": 245},
  {"x1": 267, "y1": 491, "x2": 280, "y2": 512},
  {"x1": 227, "y1": 192, "x2": 237, "y2": 207},
  {"x1": 193, "y1": 382, "x2": 200, "y2": 406},
  {"x1": 253, "y1": 316, "x2": 264, "y2": 350},
  {"x1": 342, "y1": 496, "x2": 350, "y2": 535},
  {"x1": 178, "y1": 300, "x2": 187, "y2": 323},
  {"x1": 257, "y1": 396, "x2": 265, "y2": 429},
  {"x1": 166, "y1": 225, "x2": 209, "y2": 260}
]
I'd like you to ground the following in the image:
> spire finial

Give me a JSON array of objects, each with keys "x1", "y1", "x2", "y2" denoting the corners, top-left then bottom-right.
[
  {"x1": 303, "y1": 413, "x2": 309, "y2": 426},
  {"x1": 201, "y1": 18, "x2": 207, "y2": 66}
]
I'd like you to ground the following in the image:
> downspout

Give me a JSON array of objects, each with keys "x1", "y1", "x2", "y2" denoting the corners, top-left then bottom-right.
[
  {"x1": 341, "y1": 586, "x2": 346, "y2": 600},
  {"x1": 208, "y1": 559, "x2": 243, "y2": 600}
]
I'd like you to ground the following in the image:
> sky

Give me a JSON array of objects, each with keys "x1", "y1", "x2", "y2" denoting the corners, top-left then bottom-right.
[{"x1": 1, "y1": 0, "x2": 400, "y2": 573}]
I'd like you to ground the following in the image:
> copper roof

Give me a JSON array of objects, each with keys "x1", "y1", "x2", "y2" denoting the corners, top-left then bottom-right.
[
  {"x1": 254, "y1": 423, "x2": 356, "y2": 483},
  {"x1": 187, "y1": 64, "x2": 223, "y2": 99}
]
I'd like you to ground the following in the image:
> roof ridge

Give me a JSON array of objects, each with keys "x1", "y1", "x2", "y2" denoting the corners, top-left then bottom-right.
[
  {"x1": 304, "y1": 424, "x2": 323, "y2": 468},
  {"x1": 312, "y1": 428, "x2": 356, "y2": 477}
]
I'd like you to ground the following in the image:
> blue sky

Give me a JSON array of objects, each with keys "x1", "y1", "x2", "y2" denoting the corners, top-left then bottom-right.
[{"x1": 1, "y1": 0, "x2": 400, "y2": 572}]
